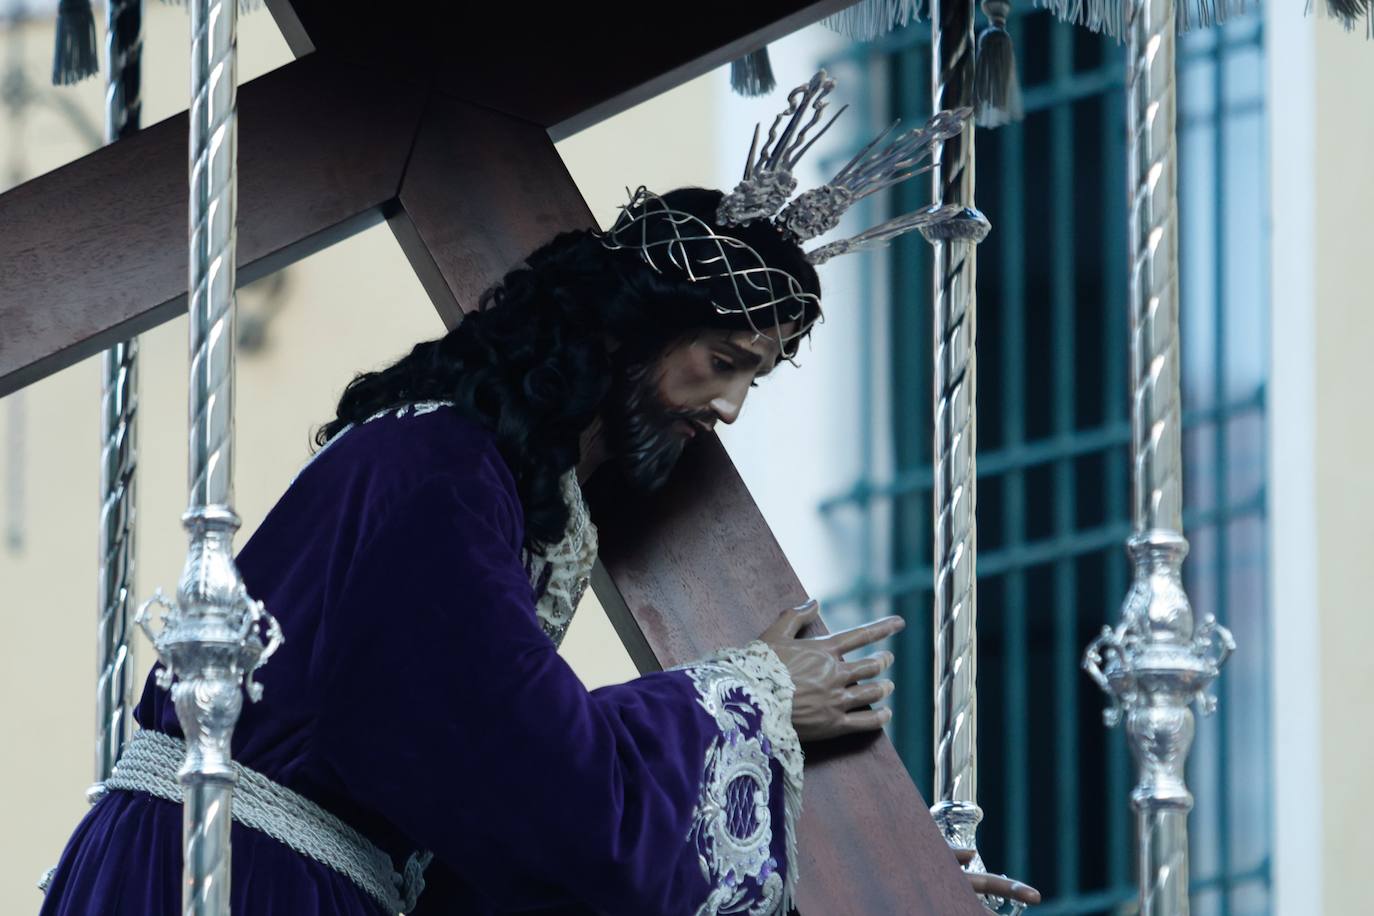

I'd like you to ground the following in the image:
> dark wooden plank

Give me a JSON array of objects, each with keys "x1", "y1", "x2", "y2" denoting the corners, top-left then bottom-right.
[
  {"x1": 0, "y1": 54, "x2": 423, "y2": 398},
  {"x1": 270, "y1": 0, "x2": 854, "y2": 141},
  {"x1": 387, "y1": 95, "x2": 591, "y2": 329},
  {"x1": 590, "y1": 436, "x2": 987, "y2": 916},
  {"x1": 390, "y1": 99, "x2": 985, "y2": 916}
]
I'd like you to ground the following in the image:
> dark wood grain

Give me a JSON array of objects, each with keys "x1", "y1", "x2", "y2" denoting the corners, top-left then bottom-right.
[
  {"x1": 268, "y1": 0, "x2": 855, "y2": 141},
  {"x1": 388, "y1": 96, "x2": 594, "y2": 329},
  {"x1": 0, "y1": 54, "x2": 423, "y2": 398},
  {"x1": 390, "y1": 98, "x2": 985, "y2": 916},
  {"x1": 590, "y1": 436, "x2": 988, "y2": 915}
]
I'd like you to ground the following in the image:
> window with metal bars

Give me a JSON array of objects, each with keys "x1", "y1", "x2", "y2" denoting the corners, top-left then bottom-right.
[{"x1": 817, "y1": 9, "x2": 1270, "y2": 914}]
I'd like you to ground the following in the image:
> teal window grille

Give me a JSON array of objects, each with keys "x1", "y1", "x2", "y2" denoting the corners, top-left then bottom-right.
[{"x1": 817, "y1": 9, "x2": 1270, "y2": 914}]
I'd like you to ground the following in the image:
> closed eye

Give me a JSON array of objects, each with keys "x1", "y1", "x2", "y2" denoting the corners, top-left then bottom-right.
[{"x1": 712, "y1": 347, "x2": 769, "y2": 389}]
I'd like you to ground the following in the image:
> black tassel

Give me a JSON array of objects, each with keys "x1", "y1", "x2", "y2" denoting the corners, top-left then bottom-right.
[
  {"x1": 974, "y1": 0, "x2": 1023, "y2": 128},
  {"x1": 731, "y1": 47, "x2": 777, "y2": 97},
  {"x1": 1323, "y1": 0, "x2": 1372, "y2": 33},
  {"x1": 53, "y1": 0, "x2": 100, "y2": 86}
]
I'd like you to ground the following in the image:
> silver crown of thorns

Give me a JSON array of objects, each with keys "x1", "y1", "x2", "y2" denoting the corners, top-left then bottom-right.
[{"x1": 598, "y1": 69, "x2": 971, "y2": 351}]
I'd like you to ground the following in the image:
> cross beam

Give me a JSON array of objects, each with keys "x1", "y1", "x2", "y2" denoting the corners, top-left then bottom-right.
[
  {"x1": 0, "y1": 55, "x2": 418, "y2": 398},
  {"x1": 0, "y1": 3, "x2": 987, "y2": 910},
  {"x1": 263, "y1": 0, "x2": 855, "y2": 142}
]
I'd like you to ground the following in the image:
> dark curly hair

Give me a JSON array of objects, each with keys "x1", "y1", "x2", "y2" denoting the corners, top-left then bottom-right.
[{"x1": 315, "y1": 188, "x2": 821, "y2": 552}]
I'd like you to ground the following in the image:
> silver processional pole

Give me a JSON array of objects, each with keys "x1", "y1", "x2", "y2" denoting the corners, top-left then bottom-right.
[
  {"x1": 920, "y1": 0, "x2": 1019, "y2": 912},
  {"x1": 1082, "y1": 0, "x2": 1234, "y2": 911},
  {"x1": 136, "y1": 0, "x2": 281, "y2": 912},
  {"x1": 93, "y1": 0, "x2": 143, "y2": 805}
]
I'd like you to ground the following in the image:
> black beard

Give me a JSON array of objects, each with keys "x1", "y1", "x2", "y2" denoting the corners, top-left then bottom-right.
[{"x1": 601, "y1": 357, "x2": 712, "y2": 492}]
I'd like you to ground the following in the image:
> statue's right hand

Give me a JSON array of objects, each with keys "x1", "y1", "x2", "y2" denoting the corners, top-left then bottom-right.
[{"x1": 759, "y1": 600, "x2": 904, "y2": 742}]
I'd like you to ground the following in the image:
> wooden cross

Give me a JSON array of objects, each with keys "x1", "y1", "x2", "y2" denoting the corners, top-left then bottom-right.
[{"x1": 0, "y1": 2, "x2": 986, "y2": 912}]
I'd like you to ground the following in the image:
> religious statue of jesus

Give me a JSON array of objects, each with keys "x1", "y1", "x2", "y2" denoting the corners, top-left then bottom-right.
[{"x1": 38, "y1": 72, "x2": 1038, "y2": 915}]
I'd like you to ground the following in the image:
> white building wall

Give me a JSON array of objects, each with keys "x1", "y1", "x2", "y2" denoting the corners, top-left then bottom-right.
[{"x1": 1267, "y1": 12, "x2": 1374, "y2": 916}]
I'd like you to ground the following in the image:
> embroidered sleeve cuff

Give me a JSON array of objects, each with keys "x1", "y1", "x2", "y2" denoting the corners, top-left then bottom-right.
[{"x1": 674, "y1": 640, "x2": 805, "y2": 914}]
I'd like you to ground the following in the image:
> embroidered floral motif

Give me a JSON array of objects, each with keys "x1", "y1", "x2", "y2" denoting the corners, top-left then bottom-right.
[
  {"x1": 675, "y1": 642, "x2": 804, "y2": 916},
  {"x1": 289, "y1": 401, "x2": 465, "y2": 488},
  {"x1": 361, "y1": 400, "x2": 454, "y2": 423}
]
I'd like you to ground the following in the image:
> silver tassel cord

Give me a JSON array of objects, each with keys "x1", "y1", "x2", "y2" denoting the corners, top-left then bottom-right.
[
  {"x1": 92, "y1": 0, "x2": 143, "y2": 806},
  {"x1": 919, "y1": 0, "x2": 1019, "y2": 913},
  {"x1": 825, "y1": 0, "x2": 930, "y2": 39},
  {"x1": 1081, "y1": 0, "x2": 1234, "y2": 912},
  {"x1": 135, "y1": 0, "x2": 281, "y2": 913}
]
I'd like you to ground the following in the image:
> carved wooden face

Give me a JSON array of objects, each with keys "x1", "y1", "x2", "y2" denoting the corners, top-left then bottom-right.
[
  {"x1": 600, "y1": 323, "x2": 795, "y2": 492},
  {"x1": 651, "y1": 326, "x2": 789, "y2": 439}
]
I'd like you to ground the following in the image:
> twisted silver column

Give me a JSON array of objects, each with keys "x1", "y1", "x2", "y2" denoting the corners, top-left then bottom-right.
[
  {"x1": 93, "y1": 0, "x2": 143, "y2": 803},
  {"x1": 104, "y1": 0, "x2": 142, "y2": 141},
  {"x1": 136, "y1": 1, "x2": 281, "y2": 913},
  {"x1": 920, "y1": 1, "x2": 1013, "y2": 912},
  {"x1": 96, "y1": 340, "x2": 137, "y2": 793},
  {"x1": 1082, "y1": 0, "x2": 1234, "y2": 912}
]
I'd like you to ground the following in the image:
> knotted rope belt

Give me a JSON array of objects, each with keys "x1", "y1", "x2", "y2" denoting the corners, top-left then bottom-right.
[{"x1": 103, "y1": 729, "x2": 432, "y2": 914}]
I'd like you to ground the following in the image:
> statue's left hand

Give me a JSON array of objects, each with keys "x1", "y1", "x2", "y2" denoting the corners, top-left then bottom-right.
[{"x1": 954, "y1": 849, "x2": 1041, "y2": 906}]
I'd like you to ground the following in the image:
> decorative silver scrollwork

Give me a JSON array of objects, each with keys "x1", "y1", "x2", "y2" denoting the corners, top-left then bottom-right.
[
  {"x1": 1083, "y1": 624, "x2": 1133, "y2": 727},
  {"x1": 1189, "y1": 614, "x2": 1235, "y2": 715},
  {"x1": 134, "y1": 589, "x2": 178, "y2": 687},
  {"x1": 1085, "y1": 535, "x2": 1234, "y2": 916},
  {"x1": 136, "y1": 583, "x2": 281, "y2": 703}
]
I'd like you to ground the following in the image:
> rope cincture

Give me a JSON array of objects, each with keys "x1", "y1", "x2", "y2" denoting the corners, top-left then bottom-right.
[{"x1": 102, "y1": 729, "x2": 433, "y2": 914}]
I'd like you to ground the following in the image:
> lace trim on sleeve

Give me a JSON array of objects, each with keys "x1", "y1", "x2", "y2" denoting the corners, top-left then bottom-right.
[
  {"x1": 522, "y1": 471, "x2": 597, "y2": 647},
  {"x1": 673, "y1": 641, "x2": 804, "y2": 916}
]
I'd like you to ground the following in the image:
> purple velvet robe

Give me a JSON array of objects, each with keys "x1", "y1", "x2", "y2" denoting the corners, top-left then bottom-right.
[{"x1": 39, "y1": 405, "x2": 801, "y2": 915}]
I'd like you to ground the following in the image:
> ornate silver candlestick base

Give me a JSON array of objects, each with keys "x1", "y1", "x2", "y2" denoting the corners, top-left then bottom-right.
[
  {"x1": 1084, "y1": 533, "x2": 1234, "y2": 916},
  {"x1": 136, "y1": 508, "x2": 281, "y2": 916},
  {"x1": 930, "y1": 799, "x2": 1025, "y2": 915}
]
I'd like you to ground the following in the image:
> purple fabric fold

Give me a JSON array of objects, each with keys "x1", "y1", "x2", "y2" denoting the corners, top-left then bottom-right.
[{"x1": 39, "y1": 406, "x2": 797, "y2": 915}]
